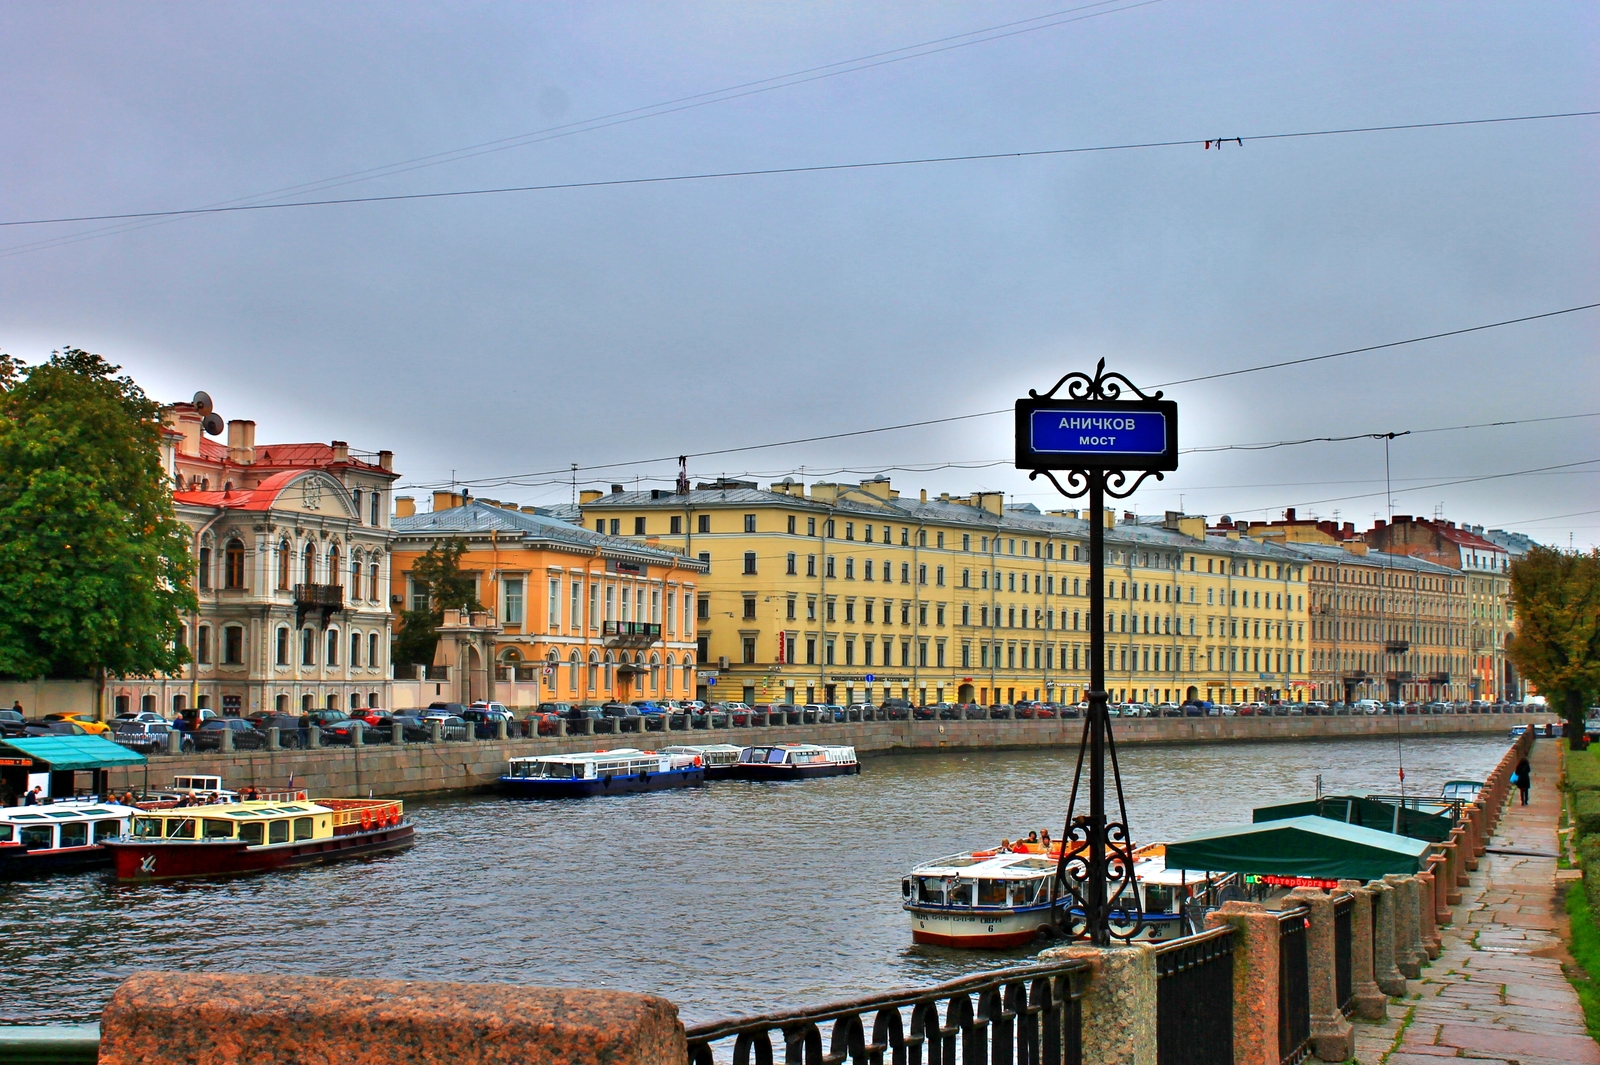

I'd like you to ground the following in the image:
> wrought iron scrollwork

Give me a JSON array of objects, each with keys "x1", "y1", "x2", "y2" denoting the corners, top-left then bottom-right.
[
  {"x1": 1049, "y1": 710, "x2": 1146, "y2": 944},
  {"x1": 1029, "y1": 357, "x2": 1165, "y2": 403}
]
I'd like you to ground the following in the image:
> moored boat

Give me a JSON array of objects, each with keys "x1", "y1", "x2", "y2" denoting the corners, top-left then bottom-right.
[
  {"x1": 0, "y1": 799, "x2": 139, "y2": 880},
  {"x1": 660, "y1": 744, "x2": 746, "y2": 780},
  {"x1": 731, "y1": 743, "x2": 860, "y2": 781},
  {"x1": 103, "y1": 797, "x2": 413, "y2": 882},
  {"x1": 499, "y1": 748, "x2": 705, "y2": 798},
  {"x1": 902, "y1": 841, "x2": 1234, "y2": 948}
]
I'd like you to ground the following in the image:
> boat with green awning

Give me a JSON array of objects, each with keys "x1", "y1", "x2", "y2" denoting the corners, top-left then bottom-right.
[
  {"x1": 1252, "y1": 795, "x2": 1454, "y2": 842},
  {"x1": 1164, "y1": 815, "x2": 1432, "y2": 884}
]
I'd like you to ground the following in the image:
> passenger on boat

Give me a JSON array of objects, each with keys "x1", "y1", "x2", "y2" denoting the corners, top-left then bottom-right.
[
  {"x1": 1040, "y1": 829, "x2": 1052, "y2": 849},
  {"x1": 23, "y1": 786, "x2": 42, "y2": 806},
  {"x1": 1026, "y1": 831, "x2": 1039, "y2": 845},
  {"x1": 999, "y1": 839, "x2": 1014, "y2": 853},
  {"x1": 120, "y1": 791, "x2": 136, "y2": 806}
]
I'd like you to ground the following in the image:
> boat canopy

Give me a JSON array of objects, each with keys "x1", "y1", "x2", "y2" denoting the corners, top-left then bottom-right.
[
  {"x1": 1165, "y1": 815, "x2": 1432, "y2": 882},
  {"x1": 1252, "y1": 795, "x2": 1455, "y2": 842},
  {"x1": 0, "y1": 736, "x2": 147, "y2": 770}
]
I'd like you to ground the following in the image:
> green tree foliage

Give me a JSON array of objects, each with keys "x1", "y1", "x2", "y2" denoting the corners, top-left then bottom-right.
[
  {"x1": 0, "y1": 349, "x2": 196, "y2": 678},
  {"x1": 1508, "y1": 545, "x2": 1600, "y2": 748},
  {"x1": 392, "y1": 538, "x2": 481, "y2": 667}
]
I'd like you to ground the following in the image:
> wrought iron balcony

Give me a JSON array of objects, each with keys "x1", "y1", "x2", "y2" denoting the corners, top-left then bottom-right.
[
  {"x1": 1384, "y1": 640, "x2": 1410, "y2": 655},
  {"x1": 602, "y1": 621, "x2": 661, "y2": 645},
  {"x1": 294, "y1": 583, "x2": 343, "y2": 627}
]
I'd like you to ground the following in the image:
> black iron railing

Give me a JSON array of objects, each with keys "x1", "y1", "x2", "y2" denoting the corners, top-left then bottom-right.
[
  {"x1": 1155, "y1": 926, "x2": 1235, "y2": 1065},
  {"x1": 685, "y1": 958, "x2": 1089, "y2": 1065},
  {"x1": 1277, "y1": 908, "x2": 1311, "y2": 1065},
  {"x1": 1333, "y1": 895, "x2": 1354, "y2": 1018}
]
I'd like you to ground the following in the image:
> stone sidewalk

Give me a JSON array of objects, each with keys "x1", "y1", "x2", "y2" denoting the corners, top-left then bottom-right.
[{"x1": 1352, "y1": 738, "x2": 1599, "y2": 1065}]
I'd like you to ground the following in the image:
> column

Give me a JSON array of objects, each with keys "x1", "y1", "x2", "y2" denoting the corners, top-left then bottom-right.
[
  {"x1": 1383, "y1": 874, "x2": 1424, "y2": 977},
  {"x1": 1039, "y1": 943, "x2": 1157, "y2": 1065},
  {"x1": 1205, "y1": 901, "x2": 1281, "y2": 1065},
  {"x1": 1283, "y1": 889, "x2": 1353, "y2": 1062},
  {"x1": 1428, "y1": 852, "x2": 1452, "y2": 926},
  {"x1": 1369, "y1": 880, "x2": 1406, "y2": 997},
  {"x1": 1417, "y1": 868, "x2": 1440, "y2": 958},
  {"x1": 1336, "y1": 881, "x2": 1387, "y2": 1021}
]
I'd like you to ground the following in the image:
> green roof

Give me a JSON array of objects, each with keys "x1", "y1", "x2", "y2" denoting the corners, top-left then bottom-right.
[
  {"x1": 1165, "y1": 815, "x2": 1433, "y2": 882},
  {"x1": 0, "y1": 735, "x2": 146, "y2": 771},
  {"x1": 1253, "y1": 796, "x2": 1455, "y2": 842}
]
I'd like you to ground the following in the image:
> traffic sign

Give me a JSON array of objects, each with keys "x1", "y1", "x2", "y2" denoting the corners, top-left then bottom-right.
[
  {"x1": 864, "y1": 674, "x2": 875, "y2": 683},
  {"x1": 1015, "y1": 399, "x2": 1178, "y2": 471},
  {"x1": 706, "y1": 677, "x2": 717, "y2": 686}
]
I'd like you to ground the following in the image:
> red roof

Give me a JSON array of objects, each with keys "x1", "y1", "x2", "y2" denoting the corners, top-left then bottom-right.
[
  {"x1": 179, "y1": 439, "x2": 389, "y2": 475},
  {"x1": 172, "y1": 470, "x2": 309, "y2": 512}
]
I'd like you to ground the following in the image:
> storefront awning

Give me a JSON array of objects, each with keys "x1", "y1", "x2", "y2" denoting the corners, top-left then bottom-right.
[
  {"x1": 1253, "y1": 795, "x2": 1455, "y2": 842},
  {"x1": 1165, "y1": 815, "x2": 1432, "y2": 882},
  {"x1": 0, "y1": 736, "x2": 146, "y2": 771}
]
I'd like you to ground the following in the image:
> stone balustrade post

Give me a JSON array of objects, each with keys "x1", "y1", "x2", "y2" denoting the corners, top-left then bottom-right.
[
  {"x1": 1383, "y1": 874, "x2": 1425, "y2": 977},
  {"x1": 391, "y1": 720, "x2": 404, "y2": 744},
  {"x1": 1336, "y1": 881, "x2": 1387, "y2": 1021},
  {"x1": 429, "y1": 720, "x2": 443, "y2": 744},
  {"x1": 1283, "y1": 889, "x2": 1353, "y2": 1062},
  {"x1": 1205, "y1": 901, "x2": 1281, "y2": 1065},
  {"x1": 307, "y1": 725, "x2": 321, "y2": 749},
  {"x1": 1369, "y1": 880, "x2": 1407, "y2": 997},
  {"x1": 555, "y1": 718, "x2": 569, "y2": 738},
  {"x1": 1038, "y1": 942, "x2": 1157, "y2": 1065},
  {"x1": 496, "y1": 718, "x2": 508, "y2": 741},
  {"x1": 579, "y1": 717, "x2": 594, "y2": 736},
  {"x1": 1417, "y1": 868, "x2": 1440, "y2": 957},
  {"x1": 1428, "y1": 852, "x2": 1452, "y2": 926},
  {"x1": 266, "y1": 726, "x2": 281, "y2": 751},
  {"x1": 220, "y1": 726, "x2": 234, "y2": 753},
  {"x1": 1447, "y1": 827, "x2": 1468, "y2": 894},
  {"x1": 1471, "y1": 802, "x2": 1488, "y2": 857},
  {"x1": 167, "y1": 730, "x2": 182, "y2": 755},
  {"x1": 351, "y1": 724, "x2": 363, "y2": 748}
]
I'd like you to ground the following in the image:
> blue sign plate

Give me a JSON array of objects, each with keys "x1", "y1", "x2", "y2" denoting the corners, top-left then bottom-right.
[{"x1": 1015, "y1": 397, "x2": 1178, "y2": 472}]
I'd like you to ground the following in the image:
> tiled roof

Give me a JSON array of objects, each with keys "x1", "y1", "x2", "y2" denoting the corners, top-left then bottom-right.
[
  {"x1": 1276, "y1": 540, "x2": 1459, "y2": 575},
  {"x1": 184, "y1": 439, "x2": 391, "y2": 475},
  {"x1": 172, "y1": 470, "x2": 309, "y2": 512},
  {"x1": 393, "y1": 501, "x2": 703, "y2": 568}
]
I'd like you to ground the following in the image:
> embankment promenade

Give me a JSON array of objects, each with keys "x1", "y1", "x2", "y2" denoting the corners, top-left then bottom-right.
[{"x1": 106, "y1": 711, "x2": 1548, "y2": 799}]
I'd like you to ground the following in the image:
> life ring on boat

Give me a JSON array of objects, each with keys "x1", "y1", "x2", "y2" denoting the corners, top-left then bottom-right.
[
  {"x1": 693, "y1": 756, "x2": 703, "y2": 767},
  {"x1": 361, "y1": 809, "x2": 373, "y2": 830},
  {"x1": 296, "y1": 791, "x2": 307, "y2": 801},
  {"x1": 972, "y1": 850, "x2": 998, "y2": 858}
]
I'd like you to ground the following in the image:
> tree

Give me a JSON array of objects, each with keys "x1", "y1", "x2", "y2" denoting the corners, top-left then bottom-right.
[
  {"x1": 392, "y1": 538, "x2": 481, "y2": 668},
  {"x1": 1507, "y1": 546, "x2": 1600, "y2": 748},
  {"x1": 0, "y1": 348, "x2": 196, "y2": 681}
]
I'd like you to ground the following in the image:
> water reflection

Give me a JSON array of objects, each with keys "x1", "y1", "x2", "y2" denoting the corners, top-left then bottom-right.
[{"x1": 0, "y1": 734, "x2": 1509, "y2": 1024}]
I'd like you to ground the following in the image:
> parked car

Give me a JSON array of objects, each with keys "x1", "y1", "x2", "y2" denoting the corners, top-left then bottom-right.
[
  {"x1": 25, "y1": 720, "x2": 89, "y2": 737},
  {"x1": 371, "y1": 712, "x2": 433, "y2": 743},
  {"x1": 193, "y1": 718, "x2": 267, "y2": 751},
  {"x1": 114, "y1": 720, "x2": 190, "y2": 754},
  {"x1": 881, "y1": 699, "x2": 913, "y2": 721},
  {"x1": 112, "y1": 710, "x2": 166, "y2": 726},
  {"x1": 933, "y1": 703, "x2": 961, "y2": 721},
  {"x1": 243, "y1": 713, "x2": 304, "y2": 747},
  {"x1": 0, "y1": 709, "x2": 26, "y2": 737},
  {"x1": 42, "y1": 713, "x2": 111, "y2": 735},
  {"x1": 423, "y1": 702, "x2": 468, "y2": 721},
  {"x1": 469, "y1": 701, "x2": 513, "y2": 718},
  {"x1": 461, "y1": 707, "x2": 513, "y2": 738},
  {"x1": 989, "y1": 703, "x2": 1015, "y2": 720}
]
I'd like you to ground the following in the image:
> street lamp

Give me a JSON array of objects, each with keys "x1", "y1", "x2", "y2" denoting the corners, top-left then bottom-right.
[{"x1": 1015, "y1": 359, "x2": 1178, "y2": 947}]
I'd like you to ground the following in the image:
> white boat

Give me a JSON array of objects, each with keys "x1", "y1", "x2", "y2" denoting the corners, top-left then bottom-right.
[
  {"x1": 731, "y1": 743, "x2": 860, "y2": 781},
  {"x1": 0, "y1": 798, "x2": 140, "y2": 879},
  {"x1": 499, "y1": 748, "x2": 705, "y2": 798},
  {"x1": 659, "y1": 744, "x2": 746, "y2": 780},
  {"x1": 902, "y1": 841, "x2": 1233, "y2": 948}
]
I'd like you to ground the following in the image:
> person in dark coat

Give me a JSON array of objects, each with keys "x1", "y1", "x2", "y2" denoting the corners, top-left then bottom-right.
[{"x1": 1514, "y1": 755, "x2": 1532, "y2": 805}]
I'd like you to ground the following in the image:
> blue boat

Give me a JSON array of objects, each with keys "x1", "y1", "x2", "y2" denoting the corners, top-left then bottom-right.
[{"x1": 498, "y1": 748, "x2": 705, "y2": 799}]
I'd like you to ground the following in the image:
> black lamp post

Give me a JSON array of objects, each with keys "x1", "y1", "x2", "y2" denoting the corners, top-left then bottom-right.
[{"x1": 1015, "y1": 359, "x2": 1178, "y2": 946}]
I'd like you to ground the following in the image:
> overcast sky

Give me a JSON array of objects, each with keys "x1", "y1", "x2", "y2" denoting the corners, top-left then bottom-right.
[{"x1": 3, "y1": 2, "x2": 1596, "y2": 545}]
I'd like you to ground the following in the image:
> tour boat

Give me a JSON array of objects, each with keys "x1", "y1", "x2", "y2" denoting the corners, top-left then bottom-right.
[
  {"x1": 103, "y1": 797, "x2": 413, "y2": 882},
  {"x1": 731, "y1": 743, "x2": 860, "y2": 781},
  {"x1": 499, "y1": 748, "x2": 705, "y2": 798},
  {"x1": 902, "y1": 841, "x2": 1233, "y2": 948},
  {"x1": 660, "y1": 744, "x2": 746, "y2": 780},
  {"x1": 0, "y1": 800, "x2": 139, "y2": 880}
]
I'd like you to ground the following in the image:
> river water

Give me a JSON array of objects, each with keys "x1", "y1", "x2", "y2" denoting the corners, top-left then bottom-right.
[{"x1": 2, "y1": 733, "x2": 1510, "y2": 1025}]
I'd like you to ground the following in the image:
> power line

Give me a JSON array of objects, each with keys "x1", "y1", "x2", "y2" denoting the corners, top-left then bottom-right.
[
  {"x1": 6, "y1": 109, "x2": 1596, "y2": 230},
  {"x1": 0, "y1": 0, "x2": 1156, "y2": 258},
  {"x1": 1180, "y1": 410, "x2": 1600, "y2": 454},
  {"x1": 1235, "y1": 457, "x2": 1600, "y2": 516}
]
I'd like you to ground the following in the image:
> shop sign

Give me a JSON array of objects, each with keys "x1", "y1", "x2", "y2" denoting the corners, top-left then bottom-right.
[{"x1": 1244, "y1": 873, "x2": 1339, "y2": 890}]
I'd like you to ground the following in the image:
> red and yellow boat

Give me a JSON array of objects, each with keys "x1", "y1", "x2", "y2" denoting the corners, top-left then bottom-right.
[{"x1": 104, "y1": 797, "x2": 413, "y2": 882}]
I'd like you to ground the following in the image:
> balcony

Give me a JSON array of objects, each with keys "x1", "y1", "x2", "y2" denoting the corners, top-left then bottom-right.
[
  {"x1": 603, "y1": 621, "x2": 661, "y2": 646},
  {"x1": 1384, "y1": 640, "x2": 1410, "y2": 655},
  {"x1": 294, "y1": 583, "x2": 344, "y2": 627}
]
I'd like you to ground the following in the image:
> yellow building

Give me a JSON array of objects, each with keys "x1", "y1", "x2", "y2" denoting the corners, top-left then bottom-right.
[{"x1": 577, "y1": 478, "x2": 1309, "y2": 708}]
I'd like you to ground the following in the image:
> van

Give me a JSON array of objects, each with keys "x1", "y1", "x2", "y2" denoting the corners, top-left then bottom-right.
[{"x1": 1354, "y1": 699, "x2": 1384, "y2": 714}]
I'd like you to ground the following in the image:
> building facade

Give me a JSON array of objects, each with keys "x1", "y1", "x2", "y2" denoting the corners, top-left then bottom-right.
[
  {"x1": 118, "y1": 405, "x2": 400, "y2": 719},
  {"x1": 390, "y1": 495, "x2": 706, "y2": 707},
  {"x1": 576, "y1": 478, "x2": 1309, "y2": 707}
]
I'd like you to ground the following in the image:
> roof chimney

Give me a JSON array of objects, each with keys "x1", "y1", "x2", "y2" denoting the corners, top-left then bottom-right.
[
  {"x1": 579, "y1": 490, "x2": 603, "y2": 505},
  {"x1": 394, "y1": 496, "x2": 416, "y2": 518},
  {"x1": 611, "y1": 484, "x2": 624, "y2": 495},
  {"x1": 1284, "y1": 507, "x2": 1296, "y2": 522},
  {"x1": 378, "y1": 450, "x2": 394, "y2": 471},
  {"x1": 331, "y1": 440, "x2": 350, "y2": 463},
  {"x1": 432, "y1": 490, "x2": 464, "y2": 512},
  {"x1": 226, "y1": 419, "x2": 255, "y2": 465},
  {"x1": 920, "y1": 489, "x2": 928, "y2": 503}
]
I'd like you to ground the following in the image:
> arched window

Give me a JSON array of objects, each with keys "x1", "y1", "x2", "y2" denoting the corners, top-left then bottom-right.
[
  {"x1": 326, "y1": 628, "x2": 340, "y2": 666},
  {"x1": 665, "y1": 652, "x2": 676, "y2": 692},
  {"x1": 277, "y1": 540, "x2": 291, "y2": 590},
  {"x1": 350, "y1": 630, "x2": 362, "y2": 668},
  {"x1": 301, "y1": 627, "x2": 315, "y2": 666},
  {"x1": 368, "y1": 633, "x2": 379, "y2": 669},
  {"x1": 567, "y1": 651, "x2": 579, "y2": 692},
  {"x1": 588, "y1": 650, "x2": 600, "y2": 692},
  {"x1": 369, "y1": 562, "x2": 380, "y2": 601},
  {"x1": 197, "y1": 545, "x2": 212, "y2": 591},
  {"x1": 224, "y1": 538, "x2": 246, "y2": 589},
  {"x1": 196, "y1": 625, "x2": 212, "y2": 664},
  {"x1": 275, "y1": 626, "x2": 290, "y2": 666},
  {"x1": 649, "y1": 652, "x2": 660, "y2": 693},
  {"x1": 683, "y1": 661, "x2": 693, "y2": 694},
  {"x1": 329, "y1": 544, "x2": 342, "y2": 589},
  {"x1": 303, "y1": 542, "x2": 317, "y2": 585}
]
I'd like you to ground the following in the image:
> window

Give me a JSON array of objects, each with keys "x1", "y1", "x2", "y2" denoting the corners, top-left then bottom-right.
[
  {"x1": 698, "y1": 551, "x2": 711, "y2": 569},
  {"x1": 787, "y1": 515, "x2": 796, "y2": 534},
  {"x1": 350, "y1": 556, "x2": 362, "y2": 599},
  {"x1": 743, "y1": 552, "x2": 758, "y2": 575},
  {"x1": 864, "y1": 559, "x2": 874, "y2": 581},
  {"x1": 277, "y1": 540, "x2": 291, "y2": 590},
  {"x1": 669, "y1": 515, "x2": 682, "y2": 535},
  {"x1": 350, "y1": 631, "x2": 362, "y2": 667},
  {"x1": 825, "y1": 556, "x2": 836, "y2": 579},
  {"x1": 697, "y1": 595, "x2": 710, "y2": 620},
  {"x1": 371, "y1": 492, "x2": 381, "y2": 526},
  {"x1": 825, "y1": 520, "x2": 835, "y2": 538},
  {"x1": 865, "y1": 600, "x2": 874, "y2": 623},
  {"x1": 744, "y1": 514, "x2": 757, "y2": 533},
  {"x1": 900, "y1": 563, "x2": 910, "y2": 584},
  {"x1": 845, "y1": 557, "x2": 855, "y2": 579},
  {"x1": 198, "y1": 546, "x2": 212, "y2": 590},
  {"x1": 826, "y1": 600, "x2": 835, "y2": 623},
  {"x1": 222, "y1": 626, "x2": 243, "y2": 665},
  {"x1": 197, "y1": 625, "x2": 212, "y2": 664},
  {"x1": 303, "y1": 542, "x2": 318, "y2": 584},
  {"x1": 936, "y1": 605, "x2": 945, "y2": 626},
  {"x1": 352, "y1": 487, "x2": 363, "y2": 520},
  {"x1": 936, "y1": 566, "x2": 944, "y2": 586},
  {"x1": 301, "y1": 627, "x2": 315, "y2": 666},
  {"x1": 369, "y1": 632, "x2": 379, "y2": 668},
  {"x1": 329, "y1": 544, "x2": 341, "y2": 588},
  {"x1": 743, "y1": 596, "x2": 757, "y2": 620},
  {"x1": 608, "y1": 519, "x2": 620, "y2": 536},
  {"x1": 806, "y1": 554, "x2": 817, "y2": 577},
  {"x1": 548, "y1": 578, "x2": 561, "y2": 627},
  {"x1": 807, "y1": 597, "x2": 817, "y2": 621},
  {"x1": 742, "y1": 637, "x2": 757, "y2": 664},
  {"x1": 808, "y1": 518, "x2": 816, "y2": 536},
  {"x1": 224, "y1": 539, "x2": 245, "y2": 589},
  {"x1": 326, "y1": 628, "x2": 339, "y2": 666},
  {"x1": 786, "y1": 597, "x2": 796, "y2": 620},
  {"x1": 864, "y1": 524, "x2": 874, "y2": 543},
  {"x1": 634, "y1": 517, "x2": 647, "y2": 535},
  {"x1": 504, "y1": 578, "x2": 524, "y2": 625},
  {"x1": 786, "y1": 552, "x2": 797, "y2": 575},
  {"x1": 370, "y1": 562, "x2": 380, "y2": 601},
  {"x1": 805, "y1": 638, "x2": 816, "y2": 665},
  {"x1": 276, "y1": 626, "x2": 290, "y2": 665}
]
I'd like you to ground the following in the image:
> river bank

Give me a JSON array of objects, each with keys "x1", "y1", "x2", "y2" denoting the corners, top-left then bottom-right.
[{"x1": 105, "y1": 710, "x2": 1551, "y2": 800}]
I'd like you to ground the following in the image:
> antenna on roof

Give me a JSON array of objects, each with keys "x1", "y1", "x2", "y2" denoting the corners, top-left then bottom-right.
[{"x1": 676, "y1": 456, "x2": 689, "y2": 495}]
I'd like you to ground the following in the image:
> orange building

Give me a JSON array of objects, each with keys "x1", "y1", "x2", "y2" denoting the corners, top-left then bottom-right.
[{"x1": 390, "y1": 494, "x2": 706, "y2": 708}]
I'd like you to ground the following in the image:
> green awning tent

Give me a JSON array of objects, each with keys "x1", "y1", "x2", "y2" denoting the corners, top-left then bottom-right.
[
  {"x1": 1252, "y1": 795, "x2": 1455, "y2": 843},
  {"x1": 0, "y1": 735, "x2": 146, "y2": 770},
  {"x1": 1165, "y1": 815, "x2": 1433, "y2": 882}
]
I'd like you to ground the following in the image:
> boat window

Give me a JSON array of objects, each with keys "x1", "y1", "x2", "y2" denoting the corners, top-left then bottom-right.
[
  {"x1": 166, "y1": 819, "x2": 197, "y2": 839},
  {"x1": 949, "y1": 880, "x2": 976, "y2": 906},
  {"x1": 767, "y1": 748, "x2": 788, "y2": 764},
  {"x1": 0, "y1": 824, "x2": 11, "y2": 842},
  {"x1": 901, "y1": 878, "x2": 912, "y2": 898},
  {"x1": 293, "y1": 817, "x2": 313, "y2": 840},
  {"x1": 239, "y1": 822, "x2": 265, "y2": 845},
  {"x1": 59, "y1": 822, "x2": 89, "y2": 848},
  {"x1": 19, "y1": 825, "x2": 54, "y2": 848},
  {"x1": 133, "y1": 817, "x2": 163, "y2": 838},
  {"x1": 916, "y1": 877, "x2": 946, "y2": 904},
  {"x1": 268, "y1": 820, "x2": 290, "y2": 845},
  {"x1": 741, "y1": 747, "x2": 769, "y2": 763},
  {"x1": 95, "y1": 820, "x2": 121, "y2": 842},
  {"x1": 1144, "y1": 884, "x2": 1175, "y2": 914},
  {"x1": 977, "y1": 879, "x2": 1008, "y2": 906},
  {"x1": 202, "y1": 819, "x2": 235, "y2": 840},
  {"x1": 1010, "y1": 879, "x2": 1044, "y2": 907}
]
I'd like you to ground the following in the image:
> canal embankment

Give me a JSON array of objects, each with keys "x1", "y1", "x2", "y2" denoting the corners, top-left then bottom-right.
[{"x1": 104, "y1": 712, "x2": 1550, "y2": 799}]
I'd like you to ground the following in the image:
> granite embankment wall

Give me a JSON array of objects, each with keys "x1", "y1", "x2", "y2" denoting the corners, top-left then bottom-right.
[{"x1": 102, "y1": 713, "x2": 1548, "y2": 800}]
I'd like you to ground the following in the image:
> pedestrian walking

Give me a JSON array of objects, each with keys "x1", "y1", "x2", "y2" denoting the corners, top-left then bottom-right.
[
  {"x1": 10, "y1": 700, "x2": 21, "y2": 715},
  {"x1": 1514, "y1": 755, "x2": 1532, "y2": 806}
]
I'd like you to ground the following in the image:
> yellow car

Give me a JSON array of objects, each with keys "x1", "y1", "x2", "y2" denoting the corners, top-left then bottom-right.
[{"x1": 43, "y1": 713, "x2": 111, "y2": 736}]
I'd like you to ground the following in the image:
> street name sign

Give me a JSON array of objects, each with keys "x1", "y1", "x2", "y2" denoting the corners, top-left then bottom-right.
[{"x1": 1015, "y1": 398, "x2": 1178, "y2": 472}]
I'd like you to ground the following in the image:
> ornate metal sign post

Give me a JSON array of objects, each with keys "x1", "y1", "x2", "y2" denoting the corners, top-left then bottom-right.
[{"x1": 1015, "y1": 359, "x2": 1178, "y2": 946}]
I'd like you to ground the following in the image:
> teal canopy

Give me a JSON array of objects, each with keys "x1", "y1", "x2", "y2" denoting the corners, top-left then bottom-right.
[
  {"x1": 0, "y1": 736, "x2": 146, "y2": 771},
  {"x1": 1253, "y1": 795, "x2": 1455, "y2": 842},
  {"x1": 1165, "y1": 815, "x2": 1433, "y2": 882}
]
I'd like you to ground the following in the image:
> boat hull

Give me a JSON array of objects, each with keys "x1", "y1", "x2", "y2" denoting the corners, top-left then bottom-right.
[
  {"x1": 703, "y1": 763, "x2": 742, "y2": 781},
  {"x1": 105, "y1": 823, "x2": 416, "y2": 882},
  {"x1": 498, "y1": 766, "x2": 705, "y2": 798},
  {"x1": 730, "y1": 762, "x2": 860, "y2": 781},
  {"x1": 906, "y1": 906, "x2": 1191, "y2": 948},
  {"x1": 0, "y1": 844, "x2": 113, "y2": 881}
]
